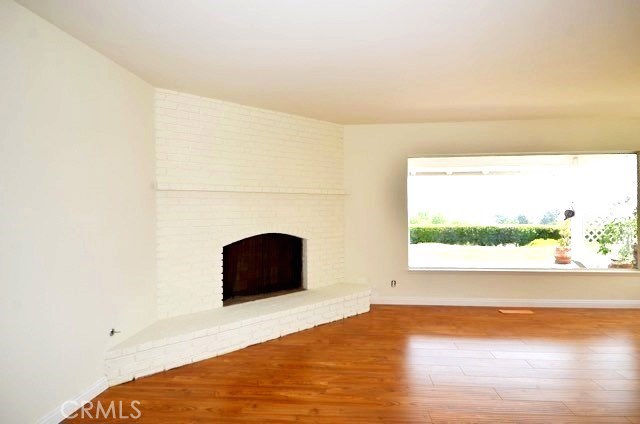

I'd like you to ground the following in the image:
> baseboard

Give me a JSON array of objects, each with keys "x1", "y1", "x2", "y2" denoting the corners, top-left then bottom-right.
[
  {"x1": 371, "y1": 296, "x2": 640, "y2": 309},
  {"x1": 37, "y1": 376, "x2": 108, "y2": 424}
]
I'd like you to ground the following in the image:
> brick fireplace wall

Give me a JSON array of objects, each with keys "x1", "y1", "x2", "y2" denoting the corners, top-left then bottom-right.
[{"x1": 155, "y1": 89, "x2": 346, "y2": 318}]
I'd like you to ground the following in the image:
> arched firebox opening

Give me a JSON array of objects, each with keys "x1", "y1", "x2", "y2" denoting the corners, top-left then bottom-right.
[{"x1": 222, "y1": 233, "x2": 304, "y2": 306}]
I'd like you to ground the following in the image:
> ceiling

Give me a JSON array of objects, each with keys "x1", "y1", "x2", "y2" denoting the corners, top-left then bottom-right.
[{"x1": 17, "y1": 0, "x2": 640, "y2": 124}]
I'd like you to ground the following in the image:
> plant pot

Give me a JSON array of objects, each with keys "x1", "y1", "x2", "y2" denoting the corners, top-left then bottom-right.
[
  {"x1": 554, "y1": 247, "x2": 572, "y2": 264},
  {"x1": 609, "y1": 260, "x2": 634, "y2": 269}
]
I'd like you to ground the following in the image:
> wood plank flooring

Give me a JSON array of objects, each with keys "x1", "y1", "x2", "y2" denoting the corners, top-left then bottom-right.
[{"x1": 65, "y1": 306, "x2": 640, "y2": 423}]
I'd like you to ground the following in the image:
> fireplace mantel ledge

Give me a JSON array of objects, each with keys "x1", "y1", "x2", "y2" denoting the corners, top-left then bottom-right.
[
  {"x1": 104, "y1": 283, "x2": 371, "y2": 386},
  {"x1": 156, "y1": 185, "x2": 348, "y2": 195}
]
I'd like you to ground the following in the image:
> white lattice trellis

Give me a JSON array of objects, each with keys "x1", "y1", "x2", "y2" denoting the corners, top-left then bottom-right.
[{"x1": 584, "y1": 217, "x2": 607, "y2": 243}]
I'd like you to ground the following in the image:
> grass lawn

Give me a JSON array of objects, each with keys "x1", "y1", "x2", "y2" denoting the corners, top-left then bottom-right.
[{"x1": 408, "y1": 242, "x2": 579, "y2": 269}]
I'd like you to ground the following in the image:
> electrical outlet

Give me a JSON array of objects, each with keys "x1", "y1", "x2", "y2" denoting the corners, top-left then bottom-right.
[{"x1": 391, "y1": 280, "x2": 397, "y2": 287}]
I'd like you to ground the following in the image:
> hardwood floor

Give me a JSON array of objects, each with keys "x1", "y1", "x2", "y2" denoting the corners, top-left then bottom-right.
[{"x1": 66, "y1": 306, "x2": 640, "y2": 423}]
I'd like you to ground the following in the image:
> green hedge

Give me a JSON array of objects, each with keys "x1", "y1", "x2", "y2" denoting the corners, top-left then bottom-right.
[{"x1": 409, "y1": 225, "x2": 562, "y2": 246}]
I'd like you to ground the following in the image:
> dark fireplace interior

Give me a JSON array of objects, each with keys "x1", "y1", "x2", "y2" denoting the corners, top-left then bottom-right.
[{"x1": 223, "y1": 233, "x2": 303, "y2": 306}]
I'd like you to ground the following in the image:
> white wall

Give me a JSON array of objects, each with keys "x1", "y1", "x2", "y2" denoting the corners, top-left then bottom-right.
[
  {"x1": 155, "y1": 90, "x2": 345, "y2": 318},
  {"x1": 0, "y1": 1, "x2": 156, "y2": 422},
  {"x1": 344, "y1": 119, "x2": 640, "y2": 303}
]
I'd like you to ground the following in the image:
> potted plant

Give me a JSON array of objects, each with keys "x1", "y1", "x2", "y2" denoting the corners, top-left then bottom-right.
[
  {"x1": 554, "y1": 222, "x2": 572, "y2": 265},
  {"x1": 597, "y1": 209, "x2": 638, "y2": 269}
]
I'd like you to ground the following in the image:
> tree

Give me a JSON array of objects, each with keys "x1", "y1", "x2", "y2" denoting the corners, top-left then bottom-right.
[
  {"x1": 431, "y1": 213, "x2": 447, "y2": 225},
  {"x1": 409, "y1": 211, "x2": 431, "y2": 225},
  {"x1": 539, "y1": 210, "x2": 560, "y2": 225},
  {"x1": 495, "y1": 214, "x2": 510, "y2": 224},
  {"x1": 516, "y1": 214, "x2": 529, "y2": 224}
]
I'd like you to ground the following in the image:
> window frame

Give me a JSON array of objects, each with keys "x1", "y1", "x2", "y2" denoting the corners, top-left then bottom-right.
[{"x1": 406, "y1": 151, "x2": 640, "y2": 273}]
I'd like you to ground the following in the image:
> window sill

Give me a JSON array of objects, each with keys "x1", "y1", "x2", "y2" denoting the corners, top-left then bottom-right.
[{"x1": 408, "y1": 267, "x2": 639, "y2": 275}]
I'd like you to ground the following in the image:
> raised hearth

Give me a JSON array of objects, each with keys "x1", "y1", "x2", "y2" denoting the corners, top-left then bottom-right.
[{"x1": 105, "y1": 283, "x2": 370, "y2": 386}]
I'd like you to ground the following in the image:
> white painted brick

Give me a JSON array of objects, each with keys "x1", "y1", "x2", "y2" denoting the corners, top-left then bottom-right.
[
  {"x1": 206, "y1": 326, "x2": 220, "y2": 336},
  {"x1": 108, "y1": 375, "x2": 134, "y2": 387},
  {"x1": 105, "y1": 354, "x2": 136, "y2": 373},
  {"x1": 121, "y1": 359, "x2": 152, "y2": 376},
  {"x1": 163, "y1": 341, "x2": 192, "y2": 357},
  {"x1": 155, "y1": 89, "x2": 346, "y2": 318},
  {"x1": 356, "y1": 304, "x2": 370, "y2": 314},
  {"x1": 119, "y1": 346, "x2": 137, "y2": 356},
  {"x1": 164, "y1": 357, "x2": 192, "y2": 371},
  {"x1": 134, "y1": 365, "x2": 165, "y2": 380},
  {"x1": 191, "y1": 351, "x2": 215, "y2": 363},
  {"x1": 135, "y1": 348, "x2": 167, "y2": 362},
  {"x1": 136, "y1": 341, "x2": 155, "y2": 352},
  {"x1": 166, "y1": 333, "x2": 193, "y2": 345},
  {"x1": 154, "y1": 88, "x2": 343, "y2": 194}
]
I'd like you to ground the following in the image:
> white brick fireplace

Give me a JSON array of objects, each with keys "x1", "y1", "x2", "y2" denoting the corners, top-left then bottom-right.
[
  {"x1": 157, "y1": 191, "x2": 346, "y2": 317},
  {"x1": 105, "y1": 89, "x2": 370, "y2": 385},
  {"x1": 155, "y1": 89, "x2": 348, "y2": 317}
]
